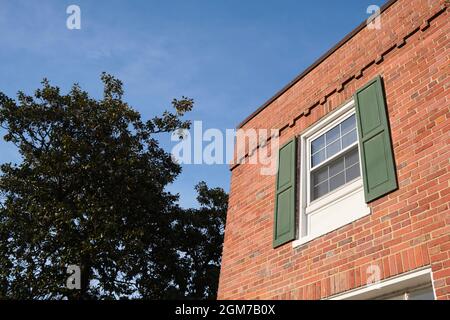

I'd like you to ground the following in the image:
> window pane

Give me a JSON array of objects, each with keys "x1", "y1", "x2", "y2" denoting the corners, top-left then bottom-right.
[
  {"x1": 345, "y1": 163, "x2": 360, "y2": 182},
  {"x1": 326, "y1": 140, "x2": 341, "y2": 158},
  {"x1": 312, "y1": 166, "x2": 328, "y2": 186},
  {"x1": 311, "y1": 135, "x2": 325, "y2": 154},
  {"x1": 311, "y1": 149, "x2": 326, "y2": 167},
  {"x1": 329, "y1": 171, "x2": 345, "y2": 191},
  {"x1": 313, "y1": 181, "x2": 328, "y2": 200},
  {"x1": 342, "y1": 129, "x2": 357, "y2": 149},
  {"x1": 329, "y1": 157, "x2": 345, "y2": 177},
  {"x1": 341, "y1": 114, "x2": 356, "y2": 135},
  {"x1": 326, "y1": 126, "x2": 340, "y2": 144},
  {"x1": 345, "y1": 147, "x2": 359, "y2": 167}
]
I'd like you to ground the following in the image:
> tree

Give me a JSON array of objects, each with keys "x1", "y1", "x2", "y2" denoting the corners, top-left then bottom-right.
[
  {"x1": 171, "y1": 182, "x2": 228, "y2": 299},
  {"x1": 0, "y1": 73, "x2": 227, "y2": 299}
]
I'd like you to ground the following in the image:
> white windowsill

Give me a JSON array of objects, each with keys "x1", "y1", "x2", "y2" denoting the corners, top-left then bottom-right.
[{"x1": 293, "y1": 181, "x2": 370, "y2": 248}]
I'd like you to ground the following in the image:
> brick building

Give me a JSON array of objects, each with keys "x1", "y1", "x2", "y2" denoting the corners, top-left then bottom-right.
[{"x1": 218, "y1": 0, "x2": 449, "y2": 300}]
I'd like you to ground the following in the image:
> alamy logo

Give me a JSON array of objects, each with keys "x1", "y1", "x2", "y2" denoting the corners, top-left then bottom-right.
[
  {"x1": 66, "y1": 5, "x2": 81, "y2": 30},
  {"x1": 366, "y1": 264, "x2": 382, "y2": 289},
  {"x1": 170, "y1": 121, "x2": 279, "y2": 176},
  {"x1": 367, "y1": 5, "x2": 381, "y2": 30},
  {"x1": 66, "y1": 265, "x2": 81, "y2": 290}
]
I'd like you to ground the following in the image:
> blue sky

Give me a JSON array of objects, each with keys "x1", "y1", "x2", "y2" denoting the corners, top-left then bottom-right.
[{"x1": 0, "y1": 0, "x2": 386, "y2": 208}]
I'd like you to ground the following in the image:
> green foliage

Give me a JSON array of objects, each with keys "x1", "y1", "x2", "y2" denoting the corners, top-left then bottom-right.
[
  {"x1": 0, "y1": 73, "x2": 227, "y2": 299},
  {"x1": 170, "y1": 182, "x2": 228, "y2": 299}
]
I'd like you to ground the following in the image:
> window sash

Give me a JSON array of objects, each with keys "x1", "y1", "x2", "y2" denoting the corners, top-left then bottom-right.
[
  {"x1": 310, "y1": 140, "x2": 358, "y2": 172},
  {"x1": 310, "y1": 146, "x2": 361, "y2": 201},
  {"x1": 307, "y1": 111, "x2": 360, "y2": 202},
  {"x1": 310, "y1": 113, "x2": 357, "y2": 168}
]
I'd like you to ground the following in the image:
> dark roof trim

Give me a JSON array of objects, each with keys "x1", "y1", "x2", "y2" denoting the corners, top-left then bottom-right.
[{"x1": 238, "y1": 0, "x2": 398, "y2": 128}]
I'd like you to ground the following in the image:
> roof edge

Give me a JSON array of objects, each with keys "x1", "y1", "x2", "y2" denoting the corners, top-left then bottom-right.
[{"x1": 237, "y1": 0, "x2": 398, "y2": 128}]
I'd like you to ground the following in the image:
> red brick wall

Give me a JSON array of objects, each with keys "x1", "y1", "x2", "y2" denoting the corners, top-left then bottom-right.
[{"x1": 218, "y1": 0, "x2": 450, "y2": 300}]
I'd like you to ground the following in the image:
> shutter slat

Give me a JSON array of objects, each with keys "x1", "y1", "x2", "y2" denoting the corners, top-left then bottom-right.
[
  {"x1": 273, "y1": 138, "x2": 296, "y2": 248},
  {"x1": 354, "y1": 76, "x2": 398, "y2": 203}
]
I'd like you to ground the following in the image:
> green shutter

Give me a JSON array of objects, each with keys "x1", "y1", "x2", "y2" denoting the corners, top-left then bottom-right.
[
  {"x1": 354, "y1": 76, "x2": 398, "y2": 203},
  {"x1": 273, "y1": 138, "x2": 296, "y2": 248}
]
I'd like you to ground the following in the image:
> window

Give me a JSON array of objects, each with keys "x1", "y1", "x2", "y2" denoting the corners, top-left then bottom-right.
[
  {"x1": 310, "y1": 113, "x2": 360, "y2": 201},
  {"x1": 273, "y1": 76, "x2": 397, "y2": 248},
  {"x1": 293, "y1": 100, "x2": 370, "y2": 247}
]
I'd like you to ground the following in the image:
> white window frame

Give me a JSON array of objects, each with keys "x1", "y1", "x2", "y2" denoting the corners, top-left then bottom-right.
[
  {"x1": 307, "y1": 109, "x2": 359, "y2": 207},
  {"x1": 328, "y1": 268, "x2": 436, "y2": 300},
  {"x1": 293, "y1": 100, "x2": 370, "y2": 248}
]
